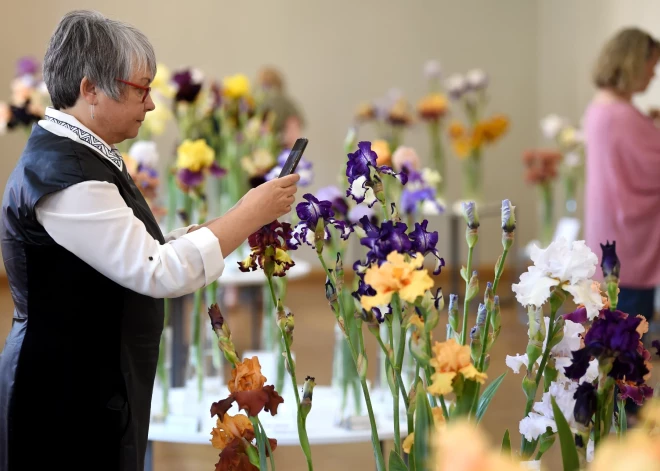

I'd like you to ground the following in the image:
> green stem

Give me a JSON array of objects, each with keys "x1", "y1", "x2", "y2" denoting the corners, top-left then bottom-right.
[
  {"x1": 191, "y1": 288, "x2": 204, "y2": 401},
  {"x1": 388, "y1": 320, "x2": 401, "y2": 456},
  {"x1": 249, "y1": 416, "x2": 269, "y2": 470},
  {"x1": 317, "y1": 256, "x2": 386, "y2": 471},
  {"x1": 374, "y1": 334, "x2": 410, "y2": 410},
  {"x1": 460, "y1": 246, "x2": 474, "y2": 346},
  {"x1": 266, "y1": 276, "x2": 313, "y2": 471},
  {"x1": 422, "y1": 331, "x2": 439, "y2": 409},
  {"x1": 492, "y1": 247, "x2": 510, "y2": 294}
]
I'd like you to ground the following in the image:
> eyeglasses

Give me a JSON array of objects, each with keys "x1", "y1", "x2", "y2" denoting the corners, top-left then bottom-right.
[{"x1": 116, "y1": 79, "x2": 151, "y2": 103}]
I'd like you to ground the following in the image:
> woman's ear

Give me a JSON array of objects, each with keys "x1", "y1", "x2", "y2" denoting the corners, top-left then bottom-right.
[{"x1": 80, "y1": 77, "x2": 97, "y2": 105}]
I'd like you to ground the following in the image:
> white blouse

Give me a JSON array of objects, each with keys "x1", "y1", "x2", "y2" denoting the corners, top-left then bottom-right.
[{"x1": 34, "y1": 108, "x2": 225, "y2": 299}]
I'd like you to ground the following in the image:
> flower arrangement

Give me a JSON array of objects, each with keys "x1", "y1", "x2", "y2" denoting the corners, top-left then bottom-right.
[
  {"x1": 540, "y1": 114, "x2": 585, "y2": 215},
  {"x1": 0, "y1": 56, "x2": 49, "y2": 137},
  {"x1": 522, "y1": 149, "x2": 562, "y2": 247},
  {"x1": 506, "y1": 238, "x2": 657, "y2": 468},
  {"x1": 445, "y1": 69, "x2": 509, "y2": 203}
]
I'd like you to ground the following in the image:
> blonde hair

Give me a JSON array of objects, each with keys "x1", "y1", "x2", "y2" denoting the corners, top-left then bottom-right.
[
  {"x1": 593, "y1": 27, "x2": 660, "y2": 93},
  {"x1": 257, "y1": 66, "x2": 284, "y2": 92}
]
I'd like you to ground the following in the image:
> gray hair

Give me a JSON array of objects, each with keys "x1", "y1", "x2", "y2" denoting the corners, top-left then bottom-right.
[{"x1": 43, "y1": 10, "x2": 157, "y2": 109}]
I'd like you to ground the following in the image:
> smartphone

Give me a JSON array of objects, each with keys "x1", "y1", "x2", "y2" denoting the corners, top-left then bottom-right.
[{"x1": 278, "y1": 138, "x2": 309, "y2": 177}]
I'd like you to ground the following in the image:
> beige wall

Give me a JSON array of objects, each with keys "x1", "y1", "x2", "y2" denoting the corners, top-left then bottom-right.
[{"x1": 2, "y1": 0, "x2": 542, "y2": 274}]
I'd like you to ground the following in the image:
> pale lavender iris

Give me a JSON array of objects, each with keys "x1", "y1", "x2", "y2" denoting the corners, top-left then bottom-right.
[{"x1": 265, "y1": 150, "x2": 314, "y2": 186}]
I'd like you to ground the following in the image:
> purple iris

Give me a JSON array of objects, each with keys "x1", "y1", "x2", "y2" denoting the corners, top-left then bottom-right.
[
  {"x1": 177, "y1": 162, "x2": 225, "y2": 188},
  {"x1": 316, "y1": 186, "x2": 349, "y2": 219},
  {"x1": 266, "y1": 150, "x2": 314, "y2": 186},
  {"x1": 618, "y1": 383, "x2": 654, "y2": 406},
  {"x1": 290, "y1": 193, "x2": 352, "y2": 249},
  {"x1": 573, "y1": 381, "x2": 597, "y2": 426},
  {"x1": 347, "y1": 142, "x2": 378, "y2": 183},
  {"x1": 347, "y1": 204, "x2": 375, "y2": 224},
  {"x1": 172, "y1": 69, "x2": 203, "y2": 103},
  {"x1": 400, "y1": 170, "x2": 441, "y2": 215},
  {"x1": 563, "y1": 306, "x2": 588, "y2": 324},
  {"x1": 345, "y1": 141, "x2": 408, "y2": 204},
  {"x1": 16, "y1": 56, "x2": 39, "y2": 77},
  {"x1": 600, "y1": 240, "x2": 620, "y2": 279},
  {"x1": 409, "y1": 221, "x2": 445, "y2": 274},
  {"x1": 359, "y1": 218, "x2": 411, "y2": 263},
  {"x1": 565, "y1": 309, "x2": 649, "y2": 384},
  {"x1": 296, "y1": 194, "x2": 334, "y2": 226}
]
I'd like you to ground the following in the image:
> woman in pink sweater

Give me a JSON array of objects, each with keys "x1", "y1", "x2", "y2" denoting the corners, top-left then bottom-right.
[{"x1": 584, "y1": 27, "x2": 660, "y2": 323}]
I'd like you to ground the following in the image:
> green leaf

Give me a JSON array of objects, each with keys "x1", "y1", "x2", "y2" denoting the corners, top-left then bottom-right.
[
  {"x1": 414, "y1": 386, "x2": 432, "y2": 471},
  {"x1": 619, "y1": 398, "x2": 627, "y2": 438},
  {"x1": 460, "y1": 266, "x2": 468, "y2": 281},
  {"x1": 389, "y1": 450, "x2": 408, "y2": 471},
  {"x1": 453, "y1": 379, "x2": 479, "y2": 417},
  {"x1": 551, "y1": 396, "x2": 580, "y2": 471},
  {"x1": 501, "y1": 429, "x2": 511, "y2": 455},
  {"x1": 476, "y1": 372, "x2": 507, "y2": 423}
]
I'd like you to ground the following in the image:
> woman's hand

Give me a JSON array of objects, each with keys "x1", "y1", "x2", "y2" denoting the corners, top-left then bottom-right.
[{"x1": 242, "y1": 174, "x2": 300, "y2": 226}]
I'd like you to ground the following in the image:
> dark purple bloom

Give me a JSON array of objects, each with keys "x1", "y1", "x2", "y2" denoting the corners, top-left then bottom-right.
[
  {"x1": 16, "y1": 56, "x2": 39, "y2": 77},
  {"x1": 409, "y1": 220, "x2": 445, "y2": 274},
  {"x1": 210, "y1": 162, "x2": 226, "y2": 177},
  {"x1": 600, "y1": 240, "x2": 620, "y2": 279},
  {"x1": 296, "y1": 194, "x2": 334, "y2": 226},
  {"x1": 177, "y1": 169, "x2": 204, "y2": 188},
  {"x1": 360, "y1": 219, "x2": 411, "y2": 263},
  {"x1": 352, "y1": 278, "x2": 376, "y2": 300},
  {"x1": 617, "y1": 382, "x2": 654, "y2": 406},
  {"x1": 563, "y1": 307, "x2": 588, "y2": 324},
  {"x1": 316, "y1": 186, "x2": 349, "y2": 218},
  {"x1": 565, "y1": 309, "x2": 649, "y2": 384},
  {"x1": 346, "y1": 141, "x2": 377, "y2": 183},
  {"x1": 172, "y1": 69, "x2": 203, "y2": 103},
  {"x1": 378, "y1": 165, "x2": 409, "y2": 186},
  {"x1": 137, "y1": 163, "x2": 158, "y2": 179},
  {"x1": 573, "y1": 381, "x2": 597, "y2": 426}
]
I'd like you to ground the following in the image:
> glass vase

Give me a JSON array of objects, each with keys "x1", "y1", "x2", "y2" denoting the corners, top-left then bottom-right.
[
  {"x1": 331, "y1": 323, "x2": 363, "y2": 425},
  {"x1": 462, "y1": 150, "x2": 483, "y2": 204},
  {"x1": 539, "y1": 182, "x2": 554, "y2": 247}
]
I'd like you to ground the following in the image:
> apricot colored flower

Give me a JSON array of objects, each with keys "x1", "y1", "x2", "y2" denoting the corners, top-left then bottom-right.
[
  {"x1": 402, "y1": 407, "x2": 446, "y2": 454},
  {"x1": 223, "y1": 74, "x2": 251, "y2": 99},
  {"x1": 427, "y1": 339, "x2": 487, "y2": 396},
  {"x1": 360, "y1": 252, "x2": 434, "y2": 311},
  {"x1": 417, "y1": 93, "x2": 449, "y2": 121},
  {"x1": 228, "y1": 357, "x2": 267, "y2": 393},
  {"x1": 211, "y1": 413, "x2": 254, "y2": 451},
  {"x1": 371, "y1": 139, "x2": 392, "y2": 166}
]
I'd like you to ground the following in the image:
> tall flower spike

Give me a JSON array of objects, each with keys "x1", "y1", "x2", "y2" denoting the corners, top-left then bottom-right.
[
  {"x1": 301, "y1": 376, "x2": 316, "y2": 421},
  {"x1": 447, "y1": 294, "x2": 459, "y2": 341},
  {"x1": 501, "y1": 199, "x2": 516, "y2": 250},
  {"x1": 462, "y1": 201, "x2": 479, "y2": 248}
]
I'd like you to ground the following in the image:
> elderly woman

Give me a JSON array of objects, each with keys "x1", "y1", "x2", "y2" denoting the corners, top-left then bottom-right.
[
  {"x1": 583, "y1": 27, "x2": 660, "y2": 324},
  {"x1": 0, "y1": 11, "x2": 298, "y2": 471}
]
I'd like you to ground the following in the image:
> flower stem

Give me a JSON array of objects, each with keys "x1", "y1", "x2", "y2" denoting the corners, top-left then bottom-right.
[
  {"x1": 374, "y1": 334, "x2": 410, "y2": 410},
  {"x1": 388, "y1": 320, "x2": 401, "y2": 456},
  {"x1": 492, "y1": 246, "x2": 510, "y2": 294},
  {"x1": 460, "y1": 246, "x2": 475, "y2": 346},
  {"x1": 316, "y1": 255, "x2": 386, "y2": 471},
  {"x1": 266, "y1": 275, "x2": 314, "y2": 471}
]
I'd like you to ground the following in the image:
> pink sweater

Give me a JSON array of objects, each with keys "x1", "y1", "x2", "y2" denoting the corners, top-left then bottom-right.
[{"x1": 584, "y1": 100, "x2": 660, "y2": 288}]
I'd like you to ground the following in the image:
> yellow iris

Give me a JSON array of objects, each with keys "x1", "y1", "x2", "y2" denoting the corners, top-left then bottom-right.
[
  {"x1": 223, "y1": 73, "x2": 251, "y2": 99},
  {"x1": 151, "y1": 63, "x2": 176, "y2": 99},
  {"x1": 360, "y1": 252, "x2": 434, "y2": 311},
  {"x1": 176, "y1": 139, "x2": 215, "y2": 172},
  {"x1": 427, "y1": 339, "x2": 487, "y2": 396}
]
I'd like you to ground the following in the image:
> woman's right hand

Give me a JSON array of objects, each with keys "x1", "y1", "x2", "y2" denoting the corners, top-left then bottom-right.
[{"x1": 242, "y1": 174, "x2": 300, "y2": 226}]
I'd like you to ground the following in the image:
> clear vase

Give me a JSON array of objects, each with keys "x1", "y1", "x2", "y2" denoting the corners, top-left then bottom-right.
[
  {"x1": 539, "y1": 182, "x2": 554, "y2": 247},
  {"x1": 462, "y1": 150, "x2": 483, "y2": 204},
  {"x1": 331, "y1": 323, "x2": 363, "y2": 424}
]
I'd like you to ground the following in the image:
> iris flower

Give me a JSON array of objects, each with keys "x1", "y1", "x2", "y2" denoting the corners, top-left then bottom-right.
[{"x1": 239, "y1": 221, "x2": 296, "y2": 277}]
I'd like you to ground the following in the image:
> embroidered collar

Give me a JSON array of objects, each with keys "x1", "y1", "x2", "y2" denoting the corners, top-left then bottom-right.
[{"x1": 39, "y1": 107, "x2": 124, "y2": 171}]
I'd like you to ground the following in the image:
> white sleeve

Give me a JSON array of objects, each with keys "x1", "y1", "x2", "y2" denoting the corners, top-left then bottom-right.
[
  {"x1": 164, "y1": 225, "x2": 197, "y2": 242},
  {"x1": 35, "y1": 180, "x2": 225, "y2": 299}
]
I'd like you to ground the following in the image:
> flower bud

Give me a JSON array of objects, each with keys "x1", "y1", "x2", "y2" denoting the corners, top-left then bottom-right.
[
  {"x1": 301, "y1": 376, "x2": 316, "y2": 421},
  {"x1": 390, "y1": 202, "x2": 402, "y2": 223},
  {"x1": 314, "y1": 218, "x2": 325, "y2": 255},
  {"x1": 600, "y1": 240, "x2": 620, "y2": 280},
  {"x1": 501, "y1": 199, "x2": 516, "y2": 233},
  {"x1": 466, "y1": 271, "x2": 479, "y2": 301},
  {"x1": 434, "y1": 288, "x2": 444, "y2": 311},
  {"x1": 490, "y1": 296, "x2": 501, "y2": 344},
  {"x1": 325, "y1": 274, "x2": 337, "y2": 305},
  {"x1": 448, "y1": 294, "x2": 459, "y2": 333},
  {"x1": 548, "y1": 316, "x2": 565, "y2": 351},
  {"x1": 208, "y1": 303, "x2": 239, "y2": 366},
  {"x1": 335, "y1": 252, "x2": 344, "y2": 293},
  {"x1": 461, "y1": 201, "x2": 480, "y2": 230},
  {"x1": 470, "y1": 325, "x2": 482, "y2": 363},
  {"x1": 484, "y1": 282, "x2": 494, "y2": 312},
  {"x1": 483, "y1": 354, "x2": 491, "y2": 372},
  {"x1": 522, "y1": 375, "x2": 537, "y2": 402},
  {"x1": 476, "y1": 303, "x2": 487, "y2": 329}
]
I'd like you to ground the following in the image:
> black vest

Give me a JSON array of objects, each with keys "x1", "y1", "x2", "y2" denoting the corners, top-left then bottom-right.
[{"x1": 0, "y1": 124, "x2": 165, "y2": 471}]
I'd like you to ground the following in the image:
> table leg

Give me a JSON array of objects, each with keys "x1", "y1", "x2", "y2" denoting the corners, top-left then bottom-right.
[{"x1": 144, "y1": 440, "x2": 153, "y2": 471}]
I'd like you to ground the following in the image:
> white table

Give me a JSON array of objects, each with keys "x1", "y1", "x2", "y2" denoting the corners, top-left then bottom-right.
[{"x1": 146, "y1": 385, "x2": 407, "y2": 471}]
